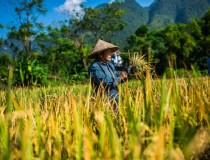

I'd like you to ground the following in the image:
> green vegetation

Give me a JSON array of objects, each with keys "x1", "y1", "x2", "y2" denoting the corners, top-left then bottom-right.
[
  {"x1": 114, "y1": 0, "x2": 210, "y2": 47},
  {"x1": 0, "y1": 0, "x2": 127, "y2": 86},
  {"x1": 126, "y1": 11, "x2": 210, "y2": 75}
]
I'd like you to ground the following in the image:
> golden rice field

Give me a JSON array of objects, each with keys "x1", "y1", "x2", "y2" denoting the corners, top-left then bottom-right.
[{"x1": 0, "y1": 75, "x2": 210, "y2": 159}]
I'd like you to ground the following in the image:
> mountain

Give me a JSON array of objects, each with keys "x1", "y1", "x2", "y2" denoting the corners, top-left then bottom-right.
[
  {"x1": 110, "y1": 0, "x2": 210, "y2": 48},
  {"x1": 148, "y1": 0, "x2": 210, "y2": 29},
  {"x1": 113, "y1": 0, "x2": 149, "y2": 47},
  {"x1": 1, "y1": 0, "x2": 210, "y2": 53}
]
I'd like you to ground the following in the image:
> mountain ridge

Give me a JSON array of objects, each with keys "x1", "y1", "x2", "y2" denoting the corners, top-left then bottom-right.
[
  {"x1": 148, "y1": 0, "x2": 210, "y2": 28},
  {"x1": 105, "y1": 0, "x2": 210, "y2": 48}
]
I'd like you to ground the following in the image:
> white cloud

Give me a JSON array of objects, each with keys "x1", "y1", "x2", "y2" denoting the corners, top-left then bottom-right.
[
  {"x1": 109, "y1": 0, "x2": 115, "y2": 3},
  {"x1": 55, "y1": 0, "x2": 86, "y2": 19}
]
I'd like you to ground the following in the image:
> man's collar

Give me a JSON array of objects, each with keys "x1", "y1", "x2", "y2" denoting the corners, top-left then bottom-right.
[{"x1": 95, "y1": 59, "x2": 109, "y2": 65}]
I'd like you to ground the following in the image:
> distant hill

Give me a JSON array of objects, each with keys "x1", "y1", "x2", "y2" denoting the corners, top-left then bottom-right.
[
  {"x1": 100, "y1": 0, "x2": 210, "y2": 48},
  {"x1": 113, "y1": 0, "x2": 149, "y2": 48},
  {"x1": 148, "y1": 0, "x2": 210, "y2": 29}
]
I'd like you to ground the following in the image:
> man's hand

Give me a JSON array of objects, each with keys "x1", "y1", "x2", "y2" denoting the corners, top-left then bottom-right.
[{"x1": 120, "y1": 71, "x2": 128, "y2": 81}]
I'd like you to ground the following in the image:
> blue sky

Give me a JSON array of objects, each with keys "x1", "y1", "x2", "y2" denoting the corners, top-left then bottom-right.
[{"x1": 0, "y1": 0, "x2": 154, "y2": 38}]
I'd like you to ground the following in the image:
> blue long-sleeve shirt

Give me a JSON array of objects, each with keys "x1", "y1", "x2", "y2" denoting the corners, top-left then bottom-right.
[{"x1": 88, "y1": 59, "x2": 121, "y2": 102}]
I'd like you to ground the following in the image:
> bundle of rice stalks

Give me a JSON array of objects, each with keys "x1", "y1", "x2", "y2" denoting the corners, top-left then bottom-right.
[{"x1": 129, "y1": 53, "x2": 156, "y2": 80}]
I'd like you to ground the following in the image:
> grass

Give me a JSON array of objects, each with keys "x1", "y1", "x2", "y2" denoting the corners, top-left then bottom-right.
[{"x1": 0, "y1": 74, "x2": 209, "y2": 159}]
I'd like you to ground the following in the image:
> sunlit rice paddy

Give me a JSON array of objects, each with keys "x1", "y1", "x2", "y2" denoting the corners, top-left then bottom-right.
[{"x1": 0, "y1": 76, "x2": 209, "y2": 159}]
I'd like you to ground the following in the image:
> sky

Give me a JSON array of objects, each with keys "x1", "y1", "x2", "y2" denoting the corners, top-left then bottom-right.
[{"x1": 0, "y1": 0, "x2": 154, "y2": 38}]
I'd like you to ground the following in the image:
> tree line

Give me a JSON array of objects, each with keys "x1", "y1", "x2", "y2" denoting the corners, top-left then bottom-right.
[
  {"x1": 126, "y1": 11, "x2": 210, "y2": 75},
  {"x1": 0, "y1": 0, "x2": 209, "y2": 87}
]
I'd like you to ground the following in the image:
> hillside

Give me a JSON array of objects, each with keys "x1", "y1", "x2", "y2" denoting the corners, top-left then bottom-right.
[
  {"x1": 148, "y1": 0, "x2": 210, "y2": 29},
  {"x1": 110, "y1": 0, "x2": 210, "y2": 48},
  {"x1": 113, "y1": 0, "x2": 149, "y2": 47}
]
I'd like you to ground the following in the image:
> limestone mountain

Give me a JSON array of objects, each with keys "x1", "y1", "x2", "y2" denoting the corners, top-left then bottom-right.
[
  {"x1": 109, "y1": 0, "x2": 210, "y2": 48},
  {"x1": 148, "y1": 0, "x2": 210, "y2": 29},
  {"x1": 113, "y1": 0, "x2": 149, "y2": 47}
]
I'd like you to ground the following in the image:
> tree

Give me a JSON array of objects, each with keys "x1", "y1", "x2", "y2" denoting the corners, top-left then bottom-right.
[
  {"x1": 60, "y1": 21, "x2": 91, "y2": 69},
  {"x1": 201, "y1": 9, "x2": 210, "y2": 36},
  {"x1": 0, "y1": 54, "x2": 13, "y2": 84},
  {"x1": 35, "y1": 25, "x2": 88, "y2": 84},
  {"x1": 4, "y1": 0, "x2": 47, "y2": 86},
  {"x1": 77, "y1": 2, "x2": 127, "y2": 43},
  {"x1": 126, "y1": 24, "x2": 150, "y2": 53},
  {"x1": 8, "y1": 0, "x2": 47, "y2": 56},
  {"x1": 196, "y1": 9, "x2": 210, "y2": 70},
  {"x1": 135, "y1": 24, "x2": 148, "y2": 37}
]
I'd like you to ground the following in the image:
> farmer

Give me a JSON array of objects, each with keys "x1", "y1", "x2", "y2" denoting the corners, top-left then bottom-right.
[{"x1": 88, "y1": 39, "x2": 128, "y2": 111}]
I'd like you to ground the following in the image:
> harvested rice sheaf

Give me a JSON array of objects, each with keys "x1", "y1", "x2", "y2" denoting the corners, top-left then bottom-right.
[{"x1": 129, "y1": 53, "x2": 156, "y2": 80}]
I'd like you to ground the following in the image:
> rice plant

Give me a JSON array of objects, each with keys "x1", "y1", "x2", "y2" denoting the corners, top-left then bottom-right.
[{"x1": 0, "y1": 70, "x2": 209, "y2": 159}]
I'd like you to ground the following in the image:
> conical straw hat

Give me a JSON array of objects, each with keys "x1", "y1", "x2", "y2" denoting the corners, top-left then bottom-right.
[{"x1": 88, "y1": 39, "x2": 119, "y2": 59}]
